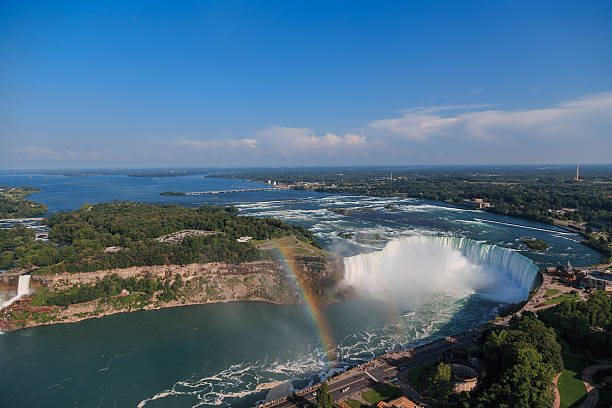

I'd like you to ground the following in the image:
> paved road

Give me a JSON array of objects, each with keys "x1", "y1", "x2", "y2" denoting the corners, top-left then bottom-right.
[{"x1": 264, "y1": 329, "x2": 483, "y2": 408}]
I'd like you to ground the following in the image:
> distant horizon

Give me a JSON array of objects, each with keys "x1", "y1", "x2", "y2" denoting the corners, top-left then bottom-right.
[{"x1": 2, "y1": 163, "x2": 612, "y2": 172}]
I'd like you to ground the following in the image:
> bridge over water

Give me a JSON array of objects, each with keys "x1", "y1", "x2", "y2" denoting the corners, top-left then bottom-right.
[{"x1": 186, "y1": 187, "x2": 281, "y2": 195}]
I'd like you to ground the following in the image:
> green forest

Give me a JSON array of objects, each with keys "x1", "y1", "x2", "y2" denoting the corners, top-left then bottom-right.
[
  {"x1": 31, "y1": 273, "x2": 184, "y2": 306},
  {"x1": 465, "y1": 291, "x2": 612, "y2": 408},
  {"x1": 0, "y1": 202, "x2": 320, "y2": 274},
  {"x1": 0, "y1": 186, "x2": 47, "y2": 219}
]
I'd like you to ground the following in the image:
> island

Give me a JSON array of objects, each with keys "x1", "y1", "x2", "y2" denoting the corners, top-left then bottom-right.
[
  {"x1": 521, "y1": 237, "x2": 550, "y2": 251},
  {"x1": 160, "y1": 190, "x2": 186, "y2": 196},
  {"x1": 326, "y1": 207, "x2": 373, "y2": 215},
  {"x1": 0, "y1": 186, "x2": 47, "y2": 219},
  {"x1": 0, "y1": 202, "x2": 345, "y2": 331}
]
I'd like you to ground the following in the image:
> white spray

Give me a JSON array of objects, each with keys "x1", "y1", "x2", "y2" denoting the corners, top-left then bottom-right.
[
  {"x1": 17, "y1": 274, "x2": 31, "y2": 297},
  {"x1": 0, "y1": 275, "x2": 32, "y2": 311},
  {"x1": 342, "y1": 236, "x2": 537, "y2": 307}
]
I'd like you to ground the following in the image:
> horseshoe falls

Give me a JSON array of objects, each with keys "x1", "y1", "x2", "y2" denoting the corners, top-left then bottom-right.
[{"x1": 343, "y1": 235, "x2": 538, "y2": 306}]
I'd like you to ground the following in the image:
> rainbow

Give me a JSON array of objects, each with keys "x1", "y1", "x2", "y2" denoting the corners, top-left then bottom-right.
[{"x1": 270, "y1": 241, "x2": 336, "y2": 362}]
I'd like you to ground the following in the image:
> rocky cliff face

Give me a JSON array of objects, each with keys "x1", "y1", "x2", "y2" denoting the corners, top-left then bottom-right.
[{"x1": 2, "y1": 256, "x2": 345, "y2": 331}]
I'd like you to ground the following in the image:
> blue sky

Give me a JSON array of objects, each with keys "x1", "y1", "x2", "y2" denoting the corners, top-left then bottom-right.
[{"x1": 1, "y1": 0, "x2": 611, "y2": 168}]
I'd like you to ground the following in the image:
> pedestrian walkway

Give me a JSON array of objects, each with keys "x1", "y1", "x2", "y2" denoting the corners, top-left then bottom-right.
[{"x1": 552, "y1": 372, "x2": 561, "y2": 408}]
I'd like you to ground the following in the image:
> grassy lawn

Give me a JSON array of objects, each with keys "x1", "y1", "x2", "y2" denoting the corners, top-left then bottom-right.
[
  {"x1": 30, "y1": 286, "x2": 50, "y2": 306},
  {"x1": 544, "y1": 293, "x2": 580, "y2": 305},
  {"x1": 558, "y1": 354, "x2": 589, "y2": 408},
  {"x1": 362, "y1": 384, "x2": 402, "y2": 405},
  {"x1": 346, "y1": 400, "x2": 366, "y2": 408},
  {"x1": 545, "y1": 288, "x2": 561, "y2": 297}
]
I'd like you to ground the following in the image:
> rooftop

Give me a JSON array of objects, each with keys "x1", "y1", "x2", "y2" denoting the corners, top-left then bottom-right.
[{"x1": 377, "y1": 397, "x2": 422, "y2": 408}]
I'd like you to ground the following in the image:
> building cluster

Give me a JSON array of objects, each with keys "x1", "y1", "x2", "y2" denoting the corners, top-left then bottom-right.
[
  {"x1": 548, "y1": 207, "x2": 578, "y2": 216},
  {"x1": 461, "y1": 198, "x2": 492, "y2": 210},
  {"x1": 547, "y1": 261, "x2": 612, "y2": 291}
]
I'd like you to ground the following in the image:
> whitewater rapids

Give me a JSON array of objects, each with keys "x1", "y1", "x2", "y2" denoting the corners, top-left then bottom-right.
[{"x1": 342, "y1": 235, "x2": 538, "y2": 306}]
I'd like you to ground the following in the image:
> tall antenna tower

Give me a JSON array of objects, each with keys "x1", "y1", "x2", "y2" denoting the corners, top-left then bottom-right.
[{"x1": 573, "y1": 164, "x2": 583, "y2": 182}]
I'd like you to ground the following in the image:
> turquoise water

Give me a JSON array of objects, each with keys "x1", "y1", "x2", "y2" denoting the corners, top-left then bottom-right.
[{"x1": 0, "y1": 172, "x2": 604, "y2": 407}]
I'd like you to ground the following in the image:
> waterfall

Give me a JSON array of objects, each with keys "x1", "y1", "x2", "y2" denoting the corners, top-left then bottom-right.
[
  {"x1": 427, "y1": 236, "x2": 538, "y2": 292},
  {"x1": 343, "y1": 235, "x2": 538, "y2": 305},
  {"x1": 17, "y1": 275, "x2": 31, "y2": 297},
  {"x1": 0, "y1": 275, "x2": 32, "y2": 311}
]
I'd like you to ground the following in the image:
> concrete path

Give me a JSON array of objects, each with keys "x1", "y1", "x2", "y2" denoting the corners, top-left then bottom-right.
[{"x1": 552, "y1": 372, "x2": 561, "y2": 408}]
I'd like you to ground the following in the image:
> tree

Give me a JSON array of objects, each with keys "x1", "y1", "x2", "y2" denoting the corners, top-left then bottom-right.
[
  {"x1": 316, "y1": 381, "x2": 333, "y2": 408},
  {"x1": 429, "y1": 362, "x2": 452, "y2": 402}
]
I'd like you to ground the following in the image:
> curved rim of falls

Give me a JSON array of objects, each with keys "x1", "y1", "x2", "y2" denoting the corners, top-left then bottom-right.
[{"x1": 342, "y1": 234, "x2": 539, "y2": 301}]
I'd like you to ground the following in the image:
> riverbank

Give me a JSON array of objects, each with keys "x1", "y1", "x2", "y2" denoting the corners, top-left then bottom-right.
[
  {"x1": 1, "y1": 255, "x2": 344, "y2": 331},
  {"x1": 1, "y1": 294, "x2": 290, "y2": 332}
]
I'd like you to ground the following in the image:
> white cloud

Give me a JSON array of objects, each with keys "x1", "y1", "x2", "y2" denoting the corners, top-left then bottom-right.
[
  {"x1": 255, "y1": 126, "x2": 367, "y2": 156},
  {"x1": 9, "y1": 146, "x2": 111, "y2": 161},
  {"x1": 174, "y1": 138, "x2": 258, "y2": 149},
  {"x1": 368, "y1": 92, "x2": 612, "y2": 144},
  {"x1": 168, "y1": 93, "x2": 612, "y2": 165},
  {"x1": 11, "y1": 92, "x2": 609, "y2": 167}
]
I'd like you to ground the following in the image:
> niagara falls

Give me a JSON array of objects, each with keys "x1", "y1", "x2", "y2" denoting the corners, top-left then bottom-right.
[
  {"x1": 343, "y1": 235, "x2": 538, "y2": 307},
  {"x1": 0, "y1": 172, "x2": 605, "y2": 408}
]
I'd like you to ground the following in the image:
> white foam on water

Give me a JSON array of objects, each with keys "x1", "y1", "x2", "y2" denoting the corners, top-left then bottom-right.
[
  {"x1": 137, "y1": 348, "x2": 329, "y2": 408},
  {"x1": 395, "y1": 203, "x2": 476, "y2": 213},
  {"x1": 474, "y1": 218, "x2": 574, "y2": 235}
]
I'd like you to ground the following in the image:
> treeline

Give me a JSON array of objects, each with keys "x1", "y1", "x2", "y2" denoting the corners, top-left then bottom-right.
[
  {"x1": 539, "y1": 291, "x2": 612, "y2": 358},
  {"x1": 0, "y1": 226, "x2": 34, "y2": 269},
  {"x1": 211, "y1": 167, "x2": 612, "y2": 229},
  {"x1": 582, "y1": 232, "x2": 612, "y2": 258},
  {"x1": 0, "y1": 186, "x2": 47, "y2": 219},
  {"x1": 468, "y1": 315, "x2": 561, "y2": 408},
  {"x1": 1, "y1": 202, "x2": 321, "y2": 274}
]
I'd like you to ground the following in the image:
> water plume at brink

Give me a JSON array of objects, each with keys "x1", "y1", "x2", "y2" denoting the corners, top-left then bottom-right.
[{"x1": 342, "y1": 236, "x2": 538, "y2": 308}]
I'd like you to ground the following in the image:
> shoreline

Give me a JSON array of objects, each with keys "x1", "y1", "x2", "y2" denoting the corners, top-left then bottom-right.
[
  {"x1": 0, "y1": 260, "x2": 308, "y2": 332},
  {"x1": 1, "y1": 296, "x2": 290, "y2": 333},
  {"x1": 0, "y1": 252, "x2": 345, "y2": 332}
]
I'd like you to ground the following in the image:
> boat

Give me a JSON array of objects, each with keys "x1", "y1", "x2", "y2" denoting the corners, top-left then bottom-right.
[{"x1": 402, "y1": 310, "x2": 415, "y2": 317}]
